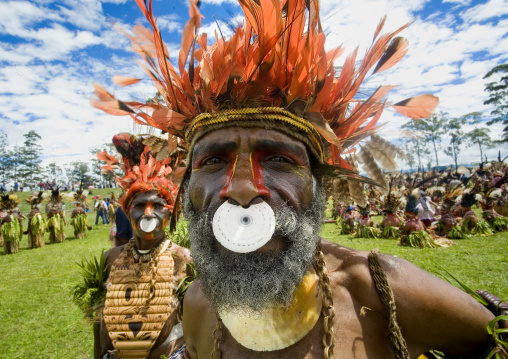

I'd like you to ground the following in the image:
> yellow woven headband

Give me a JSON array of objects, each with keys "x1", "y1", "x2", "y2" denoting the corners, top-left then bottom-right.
[{"x1": 185, "y1": 107, "x2": 325, "y2": 163}]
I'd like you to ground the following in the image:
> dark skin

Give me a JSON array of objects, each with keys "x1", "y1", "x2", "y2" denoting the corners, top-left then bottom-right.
[
  {"x1": 96, "y1": 191, "x2": 192, "y2": 359},
  {"x1": 183, "y1": 127, "x2": 494, "y2": 359}
]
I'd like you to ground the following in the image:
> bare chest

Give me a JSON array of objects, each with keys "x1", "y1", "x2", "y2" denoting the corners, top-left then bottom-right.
[{"x1": 196, "y1": 301, "x2": 396, "y2": 359}]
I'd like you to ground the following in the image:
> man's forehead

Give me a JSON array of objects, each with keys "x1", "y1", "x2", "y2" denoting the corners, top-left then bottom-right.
[
  {"x1": 131, "y1": 191, "x2": 163, "y2": 202},
  {"x1": 192, "y1": 127, "x2": 310, "y2": 157}
]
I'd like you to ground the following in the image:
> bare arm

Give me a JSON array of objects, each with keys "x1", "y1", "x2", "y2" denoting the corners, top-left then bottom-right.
[{"x1": 380, "y1": 254, "x2": 494, "y2": 357}]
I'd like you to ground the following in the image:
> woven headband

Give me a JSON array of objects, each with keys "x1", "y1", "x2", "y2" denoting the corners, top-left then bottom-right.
[{"x1": 185, "y1": 107, "x2": 325, "y2": 163}]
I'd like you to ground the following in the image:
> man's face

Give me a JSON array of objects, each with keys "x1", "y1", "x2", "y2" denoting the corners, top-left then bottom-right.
[
  {"x1": 128, "y1": 191, "x2": 169, "y2": 241},
  {"x1": 187, "y1": 127, "x2": 315, "y2": 252},
  {"x1": 185, "y1": 127, "x2": 325, "y2": 310}
]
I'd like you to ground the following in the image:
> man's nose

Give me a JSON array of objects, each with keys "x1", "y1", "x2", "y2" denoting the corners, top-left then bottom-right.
[
  {"x1": 144, "y1": 203, "x2": 154, "y2": 216},
  {"x1": 219, "y1": 154, "x2": 270, "y2": 207}
]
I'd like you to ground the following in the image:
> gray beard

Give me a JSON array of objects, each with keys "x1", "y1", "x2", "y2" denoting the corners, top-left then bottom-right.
[{"x1": 182, "y1": 183, "x2": 326, "y2": 312}]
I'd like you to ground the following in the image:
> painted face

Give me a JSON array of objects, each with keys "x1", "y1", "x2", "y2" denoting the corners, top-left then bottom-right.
[
  {"x1": 187, "y1": 127, "x2": 315, "y2": 251},
  {"x1": 128, "y1": 191, "x2": 169, "y2": 241}
]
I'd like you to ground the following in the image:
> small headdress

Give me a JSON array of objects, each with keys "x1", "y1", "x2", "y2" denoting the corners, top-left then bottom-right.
[{"x1": 97, "y1": 133, "x2": 178, "y2": 213}]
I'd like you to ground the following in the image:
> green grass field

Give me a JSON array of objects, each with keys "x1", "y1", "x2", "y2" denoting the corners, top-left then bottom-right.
[{"x1": 0, "y1": 188, "x2": 507, "y2": 358}]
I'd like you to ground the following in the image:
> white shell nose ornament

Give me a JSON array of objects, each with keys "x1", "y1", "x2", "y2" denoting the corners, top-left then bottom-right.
[
  {"x1": 139, "y1": 218, "x2": 157, "y2": 232},
  {"x1": 212, "y1": 201, "x2": 275, "y2": 253}
]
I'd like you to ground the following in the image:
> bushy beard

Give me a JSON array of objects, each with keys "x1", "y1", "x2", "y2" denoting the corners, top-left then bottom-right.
[{"x1": 182, "y1": 183, "x2": 326, "y2": 312}]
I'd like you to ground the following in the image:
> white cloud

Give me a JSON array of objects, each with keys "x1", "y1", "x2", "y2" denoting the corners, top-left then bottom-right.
[
  {"x1": 158, "y1": 14, "x2": 183, "y2": 33},
  {"x1": 461, "y1": 0, "x2": 508, "y2": 23}
]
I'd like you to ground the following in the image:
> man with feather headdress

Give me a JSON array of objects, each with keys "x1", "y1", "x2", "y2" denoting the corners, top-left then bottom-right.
[
  {"x1": 94, "y1": 134, "x2": 192, "y2": 359},
  {"x1": 91, "y1": 0, "x2": 502, "y2": 358}
]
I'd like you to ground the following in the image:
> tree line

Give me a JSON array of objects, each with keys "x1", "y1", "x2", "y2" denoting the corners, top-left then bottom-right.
[
  {"x1": 402, "y1": 63, "x2": 508, "y2": 172},
  {"x1": 0, "y1": 130, "x2": 116, "y2": 191}
]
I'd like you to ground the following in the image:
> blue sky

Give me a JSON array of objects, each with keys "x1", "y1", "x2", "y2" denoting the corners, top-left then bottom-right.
[{"x1": 0, "y1": 0, "x2": 507, "y2": 171}]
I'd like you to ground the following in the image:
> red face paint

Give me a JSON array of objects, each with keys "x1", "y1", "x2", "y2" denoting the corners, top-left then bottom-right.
[
  {"x1": 219, "y1": 152, "x2": 271, "y2": 200},
  {"x1": 219, "y1": 153, "x2": 238, "y2": 199},
  {"x1": 144, "y1": 203, "x2": 154, "y2": 216},
  {"x1": 249, "y1": 151, "x2": 270, "y2": 198}
]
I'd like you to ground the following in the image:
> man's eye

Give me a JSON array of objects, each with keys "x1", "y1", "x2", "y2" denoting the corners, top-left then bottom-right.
[
  {"x1": 267, "y1": 155, "x2": 293, "y2": 164},
  {"x1": 202, "y1": 156, "x2": 224, "y2": 166}
]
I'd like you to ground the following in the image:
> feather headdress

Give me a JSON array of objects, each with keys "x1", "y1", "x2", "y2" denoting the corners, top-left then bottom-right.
[
  {"x1": 91, "y1": 0, "x2": 438, "y2": 176},
  {"x1": 25, "y1": 191, "x2": 46, "y2": 208},
  {"x1": 0, "y1": 194, "x2": 21, "y2": 211},
  {"x1": 72, "y1": 185, "x2": 88, "y2": 205},
  {"x1": 97, "y1": 133, "x2": 178, "y2": 212}
]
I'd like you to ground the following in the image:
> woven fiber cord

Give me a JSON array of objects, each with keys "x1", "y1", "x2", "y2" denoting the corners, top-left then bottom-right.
[{"x1": 368, "y1": 250, "x2": 410, "y2": 359}]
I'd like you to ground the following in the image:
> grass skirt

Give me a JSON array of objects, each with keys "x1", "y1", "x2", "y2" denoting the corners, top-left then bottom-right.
[
  {"x1": 380, "y1": 226, "x2": 400, "y2": 239},
  {"x1": 355, "y1": 225, "x2": 380, "y2": 238},
  {"x1": 47, "y1": 213, "x2": 66, "y2": 243},
  {"x1": 72, "y1": 214, "x2": 89, "y2": 239},
  {"x1": 2, "y1": 216, "x2": 22, "y2": 254},
  {"x1": 400, "y1": 230, "x2": 452, "y2": 248}
]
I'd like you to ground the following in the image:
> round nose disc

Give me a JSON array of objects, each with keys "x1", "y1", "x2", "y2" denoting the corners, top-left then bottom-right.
[
  {"x1": 140, "y1": 218, "x2": 157, "y2": 232},
  {"x1": 212, "y1": 201, "x2": 275, "y2": 253}
]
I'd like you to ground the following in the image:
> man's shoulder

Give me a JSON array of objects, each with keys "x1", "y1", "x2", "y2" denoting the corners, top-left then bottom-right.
[
  {"x1": 319, "y1": 238, "x2": 410, "y2": 289},
  {"x1": 104, "y1": 245, "x2": 127, "y2": 269}
]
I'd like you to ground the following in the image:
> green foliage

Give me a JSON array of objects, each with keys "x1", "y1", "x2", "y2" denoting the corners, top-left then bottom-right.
[
  {"x1": 401, "y1": 230, "x2": 441, "y2": 248},
  {"x1": 491, "y1": 217, "x2": 508, "y2": 232},
  {"x1": 30, "y1": 213, "x2": 46, "y2": 235},
  {"x1": 175, "y1": 262, "x2": 197, "y2": 303},
  {"x1": 402, "y1": 134, "x2": 430, "y2": 172},
  {"x1": 431, "y1": 266, "x2": 508, "y2": 359},
  {"x1": 484, "y1": 63, "x2": 508, "y2": 142},
  {"x1": 355, "y1": 225, "x2": 379, "y2": 238},
  {"x1": 18, "y1": 130, "x2": 44, "y2": 190},
  {"x1": 72, "y1": 250, "x2": 107, "y2": 319},
  {"x1": 380, "y1": 226, "x2": 400, "y2": 239},
  {"x1": 167, "y1": 220, "x2": 190, "y2": 248},
  {"x1": 447, "y1": 225, "x2": 470, "y2": 239},
  {"x1": 402, "y1": 112, "x2": 446, "y2": 170},
  {"x1": 1, "y1": 216, "x2": 22, "y2": 242},
  {"x1": 470, "y1": 220, "x2": 494, "y2": 237},
  {"x1": 485, "y1": 315, "x2": 508, "y2": 358},
  {"x1": 443, "y1": 115, "x2": 466, "y2": 170},
  {"x1": 68, "y1": 161, "x2": 92, "y2": 184}
]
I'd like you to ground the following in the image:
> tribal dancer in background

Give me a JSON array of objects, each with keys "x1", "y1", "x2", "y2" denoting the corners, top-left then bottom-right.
[{"x1": 25, "y1": 191, "x2": 46, "y2": 248}]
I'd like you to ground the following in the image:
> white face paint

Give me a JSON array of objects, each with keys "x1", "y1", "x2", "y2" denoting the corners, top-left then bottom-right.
[
  {"x1": 212, "y1": 201, "x2": 275, "y2": 253},
  {"x1": 139, "y1": 218, "x2": 158, "y2": 233}
]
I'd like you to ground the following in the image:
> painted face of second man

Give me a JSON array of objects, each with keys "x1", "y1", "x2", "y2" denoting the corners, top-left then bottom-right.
[{"x1": 128, "y1": 190, "x2": 169, "y2": 242}]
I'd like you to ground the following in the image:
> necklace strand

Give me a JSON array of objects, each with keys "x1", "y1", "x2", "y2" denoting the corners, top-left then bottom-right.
[{"x1": 126, "y1": 236, "x2": 172, "y2": 305}]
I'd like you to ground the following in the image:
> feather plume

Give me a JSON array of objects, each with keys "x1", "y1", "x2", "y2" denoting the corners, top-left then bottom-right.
[
  {"x1": 392, "y1": 94, "x2": 439, "y2": 119},
  {"x1": 373, "y1": 36, "x2": 409, "y2": 74},
  {"x1": 356, "y1": 146, "x2": 388, "y2": 194},
  {"x1": 346, "y1": 155, "x2": 367, "y2": 206},
  {"x1": 362, "y1": 142, "x2": 398, "y2": 171},
  {"x1": 112, "y1": 75, "x2": 141, "y2": 86},
  {"x1": 368, "y1": 134, "x2": 407, "y2": 161}
]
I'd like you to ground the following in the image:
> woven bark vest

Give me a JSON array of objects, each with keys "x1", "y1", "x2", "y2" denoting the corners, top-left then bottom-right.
[{"x1": 103, "y1": 242, "x2": 175, "y2": 359}]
